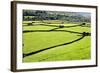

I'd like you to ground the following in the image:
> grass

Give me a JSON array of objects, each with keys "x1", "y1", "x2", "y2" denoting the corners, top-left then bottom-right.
[
  {"x1": 23, "y1": 32, "x2": 80, "y2": 54},
  {"x1": 22, "y1": 20, "x2": 91, "y2": 62}
]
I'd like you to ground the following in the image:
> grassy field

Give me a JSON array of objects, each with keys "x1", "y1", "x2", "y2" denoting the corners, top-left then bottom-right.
[{"x1": 22, "y1": 20, "x2": 91, "y2": 62}]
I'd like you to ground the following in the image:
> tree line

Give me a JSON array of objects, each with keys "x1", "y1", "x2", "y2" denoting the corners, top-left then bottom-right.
[{"x1": 23, "y1": 10, "x2": 91, "y2": 23}]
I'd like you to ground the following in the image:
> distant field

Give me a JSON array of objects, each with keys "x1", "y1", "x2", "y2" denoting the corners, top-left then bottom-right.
[{"x1": 22, "y1": 20, "x2": 91, "y2": 62}]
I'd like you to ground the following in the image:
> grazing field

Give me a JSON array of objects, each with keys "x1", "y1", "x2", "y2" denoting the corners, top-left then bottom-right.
[{"x1": 22, "y1": 20, "x2": 91, "y2": 62}]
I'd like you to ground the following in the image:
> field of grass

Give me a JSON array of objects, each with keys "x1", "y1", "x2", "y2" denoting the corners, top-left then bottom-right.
[{"x1": 22, "y1": 20, "x2": 91, "y2": 62}]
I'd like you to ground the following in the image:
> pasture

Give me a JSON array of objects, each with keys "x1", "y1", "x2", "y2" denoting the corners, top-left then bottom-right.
[{"x1": 22, "y1": 20, "x2": 91, "y2": 62}]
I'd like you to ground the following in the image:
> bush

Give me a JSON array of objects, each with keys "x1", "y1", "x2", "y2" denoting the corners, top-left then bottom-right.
[
  {"x1": 28, "y1": 23, "x2": 32, "y2": 26},
  {"x1": 59, "y1": 24, "x2": 64, "y2": 28}
]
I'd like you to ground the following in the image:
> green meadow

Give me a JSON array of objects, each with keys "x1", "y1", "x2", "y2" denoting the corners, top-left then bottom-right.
[{"x1": 22, "y1": 20, "x2": 91, "y2": 62}]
